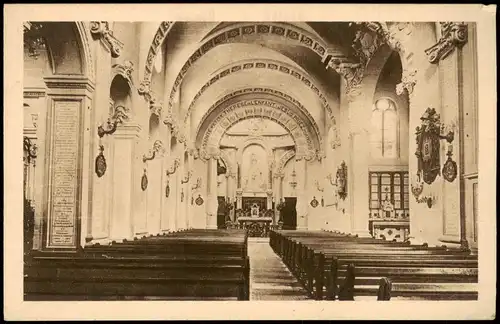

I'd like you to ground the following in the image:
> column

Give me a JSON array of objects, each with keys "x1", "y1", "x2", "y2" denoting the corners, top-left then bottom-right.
[
  {"x1": 110, "y1": 123, "x2": 142, "y2": 241},
  {"x1": 347, "y1": 88, "x2": 372, "y2": 238},
  {"x1": 226, "y1": 172, "x2": 236, "y2": 221},
  {"x1": 206, "y1": 156, "x2": 218, "y2": 229},
  {"x1": 295, "y1": 157, "x2": 308, "y2": 230}
]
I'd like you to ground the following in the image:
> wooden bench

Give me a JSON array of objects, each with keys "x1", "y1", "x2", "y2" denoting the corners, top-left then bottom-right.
[
  {"x1": 24, "y1": 229, "x2": 250, "y2": 301},
  {"x1": 270, "y1": 230, "x2": 478, "y2": 301}
]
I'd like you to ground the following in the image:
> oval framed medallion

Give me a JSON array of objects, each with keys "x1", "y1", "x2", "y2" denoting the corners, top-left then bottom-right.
[
  {"x1": 141, "y1": 170, "x2": 148, "y2": 191},
  {"x1": 195, "y1": 194, "x2": 204, "y2": 206},
  {"x1": 165, "y1": 180, "x2": 170, "y2": 197},
  {"x1": 442, "y1": 156, "x2": 457, "y2": 182},
  {"x1": 95, "y1": 145, "x2": 107, "y2": 178},
  {"x1": 310, "y1": 196, "x2": 319, "y2": 208}
]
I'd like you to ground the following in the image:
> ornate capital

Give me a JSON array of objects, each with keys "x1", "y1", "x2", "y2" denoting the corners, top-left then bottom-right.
[
  {"x1": 149, "y1": 95, "x2": 163, "y2": 118},
  {"x1": 112, "y1": 60, "x2": 134, "y2": 85},
  {"x1": 90, "y1": 21, "x2": 123, "y2": 58},
  {"x1": 138, "y1": 80, "x2": 152, "y2": 100},
  {"x1": 396, "y1": 68, "x2": 417, "y2": 95},
  {"x1": 425, "y1": 22, "x2": 468, "y2": 64},
  {"x1": 329, "y1": 59, "x2": 364, "y2": 96},
  {"x1": 273, "y1": 172, "x2": 285, "y2": 179}
]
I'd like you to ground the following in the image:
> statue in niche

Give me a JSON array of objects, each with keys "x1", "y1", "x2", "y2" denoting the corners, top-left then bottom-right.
[{"x1": 244, "y1": 153, "x2": 266, "y2": 192}]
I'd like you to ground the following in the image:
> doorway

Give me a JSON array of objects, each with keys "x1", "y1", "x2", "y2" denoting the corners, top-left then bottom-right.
[{"x1": 281, "y1": 197, "x2": 297, "y2": 230}]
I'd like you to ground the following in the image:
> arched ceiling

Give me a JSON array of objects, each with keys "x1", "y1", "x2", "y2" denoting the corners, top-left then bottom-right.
[{"x1": 156, "y1": 21, "x2": 363, "y2": 159}]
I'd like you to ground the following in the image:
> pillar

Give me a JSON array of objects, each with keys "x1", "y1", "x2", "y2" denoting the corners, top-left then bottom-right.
[
  {"x1": 346, "y1": 87, "x2": 372, "y2": 238},
  {"x1": 206, "y1": 156, "x2": 218, "y2": 229},
  {"x1": 295, "y1": 157, "x2": 308, "y2": 230},
  {"x1": 110, "y1": 123, "x2": 141, "y2": 241}
]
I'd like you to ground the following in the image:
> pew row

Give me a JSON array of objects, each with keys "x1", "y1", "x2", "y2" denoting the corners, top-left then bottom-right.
[
  {"x1": 24, "y1": 229, "x2": 250, "y2": 301},
  {"x1": 269, "y1": 230, "x2": 478, "y2": 301}
]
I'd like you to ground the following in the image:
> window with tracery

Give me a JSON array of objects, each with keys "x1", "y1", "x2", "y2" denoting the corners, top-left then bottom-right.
[{"x1": 370, "y1": 98, "x2": 399, "y2": 158}]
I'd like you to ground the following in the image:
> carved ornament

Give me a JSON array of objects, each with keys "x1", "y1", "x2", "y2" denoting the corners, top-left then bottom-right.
[
  {"x1": 396, "y1": 68, "x2": 417, "y2": 96},
  {"x1": 166, "y1": 158, "x2": 181, "y2": 176},
  {"x1": 98, "y1": 104, "x2": 129, "y2": 138},
  {"x1": 168, "y1": 22, "x2": 332, "y2": 123},
  {"x1": 181, "y1": 170, "x2": 192, "y2": 184},
  {"x1": 197, "y1": 99, "x2": 317, "y2": 161},
  {"x1": 414, "y1": 107, "x2": 454, "y2": 185},
  {"x1": 195, "y1": 88, "x2": 322, "y2": 155},
  {"x1": 184, "y1": 61, "x2": 333, "y2": 124},
  {"x1": 425, "y1": 22, "x2": 468, "y2": 64},
  {"x1": 23, "y1": 137, "x2": 37, "y2": 166},
  {"x1": 112, "y1": 60, "x2": 134, "y2": 86},
  {"x1": 191, "y1": 177, "x2": 202, "y2": 191},
  {"x1": 142, "y1": 140, "x2": 165, "y2": 162},
  {"x1": 336, "y1": 161, "x2": 348, "y2": 200},
  {"x1": 90, "y1": 21, "x2": 124, "y2": 58},
  {"x1": 95, "y1": 144, "x2": 107, "y2": 178}
]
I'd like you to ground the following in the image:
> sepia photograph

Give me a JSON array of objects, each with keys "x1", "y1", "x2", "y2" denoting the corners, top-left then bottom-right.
[{"x1": 4, "y1": 3, "x2": 497, "y2": 321}]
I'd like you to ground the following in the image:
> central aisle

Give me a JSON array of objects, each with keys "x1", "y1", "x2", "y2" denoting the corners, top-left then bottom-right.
[{"x1": 248, "y1": 238, "x2": 310, "y2": 300}]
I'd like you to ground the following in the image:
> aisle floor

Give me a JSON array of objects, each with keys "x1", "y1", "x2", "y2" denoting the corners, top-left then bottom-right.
[{"x1": 248, "y1": 238, "x2": 310, "y2": 300}]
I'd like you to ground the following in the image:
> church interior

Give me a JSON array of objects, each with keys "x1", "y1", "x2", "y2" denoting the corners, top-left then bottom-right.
[{"x1": 22, "y1": 21, "x2": 480, "y2": 301}]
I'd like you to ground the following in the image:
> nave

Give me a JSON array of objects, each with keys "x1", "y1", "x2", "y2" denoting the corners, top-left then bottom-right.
[{"x1": 21, "y1": 20, "x2": 484, "y2": 304}]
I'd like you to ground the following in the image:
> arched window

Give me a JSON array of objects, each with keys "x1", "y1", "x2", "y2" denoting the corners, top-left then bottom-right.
[{"x1": 370, "y1": 98, "x2": 398, "y2": 158}]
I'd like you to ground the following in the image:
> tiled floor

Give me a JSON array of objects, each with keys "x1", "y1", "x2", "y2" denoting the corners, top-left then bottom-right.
[{"x1": 248, "y1": 238, "x2": 310, "y2": 300}]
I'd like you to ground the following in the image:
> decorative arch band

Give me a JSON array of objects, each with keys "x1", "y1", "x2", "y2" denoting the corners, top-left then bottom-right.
[
  {"x1": 197, "y1": 100, "x2": 319, "y2": 161},
  {"x1": 194, "y1": 87, "x2": 323, "y2": 150},
  {"x1": 184, "y1": 59, "x2": 333, "y2": 125},
  {"x1": 166, "y1": 22, "x2": 335, "y2": 117}
]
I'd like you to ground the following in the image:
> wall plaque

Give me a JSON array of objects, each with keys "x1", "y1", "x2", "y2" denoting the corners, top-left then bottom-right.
[{"x1": 48, "y1": 101, "x2": 81, "y2": 248}]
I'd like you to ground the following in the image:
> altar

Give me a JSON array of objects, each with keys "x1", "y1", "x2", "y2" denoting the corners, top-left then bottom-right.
[{"x1": 236, "y1": 203, "x2": 274, "y2": 237}]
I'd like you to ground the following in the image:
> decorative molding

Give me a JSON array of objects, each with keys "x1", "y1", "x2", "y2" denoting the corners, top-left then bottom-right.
[
  {"x1": 197, "y1": 99, "x2": 318, "y2": 161},
  {"x1": 329, "y1": 118, "x2": 341, "y2": 149},
  {"x1": 23, "y1": 89, "x2": 46, "y2": 98},
  {"x1": 194, "y1": 87, "x2": 323, "y2": 152},
  {"x1": 89, "y1": 21, "x2": 124, "y2": 58},
  {"x1": 350, "y1": 22, "x2": 387, "y2": 66},
  {"x1": 425, "y1": 22, "x2": 468, "y2": 64},
  {"x1": 149, "y1": 95, "x2": 163, "y2": 118},
  {"x1": 327, "y1": 58, "x2": 364, "y2": 99},
  {"x1": 111, "y1": 60, "x2": 134, "y2": 86},
  {"x1": 275, "y1": 150, "x2": 296, "y2": 176},
  {"x1": 23, "y1": 136, "x2": 38, "y2": 165},
  {"x1": 31, "y1": 114, "x2": 39, "y2": 128},
  {"x1": 396, "y1": 68, "x2": 417, "y2": 95},
  {"x1": 185, "y1": 60, "x2": 333, "y2": 124},
  {"x1": 168, "y1": 22, "x2": 338, "y2": 118},
  {"x1": 141, "y1": 21, "x2": 175, "y2": 89},
  {"x1": 142, "y1": 140, "x2": 165, "y2": 162},
  {"x1": 163, "y1": 112, "x2": 186, "y2": 143}
]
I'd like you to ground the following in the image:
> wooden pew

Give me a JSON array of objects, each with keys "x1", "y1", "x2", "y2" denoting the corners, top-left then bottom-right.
[
  {"x1": 24, "y1": 229, "x2": 250, "y2": 301},
  {"x1": 270, "y1": 230, "x2": 478, "y2": 301}
]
